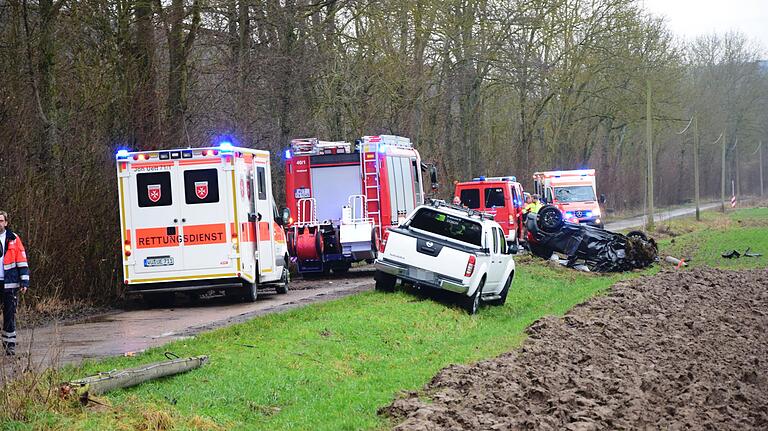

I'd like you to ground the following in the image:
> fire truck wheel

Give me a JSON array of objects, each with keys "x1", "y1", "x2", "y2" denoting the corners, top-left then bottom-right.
[
  {"x1": 331, "y1": 263, "x2": 351, "y2": 274},
  {"x1": 242, "y1": 282, "x2": 258, "y2": 303},
  {"x1": 143, "y1": 292, "x2": 175, "y2": 308},
  {"x1": 314, "y1": 230, "x2": 324, "y2": 257},
  {"x1": 374, "y1": 270, "x2": 396, "y2": 292},
  {"x1": 276, "y1": 268, "x2": 289, "y2": 294},
  {"x1": 537, "y1": 205, "x2": 564, "y2": 234}
]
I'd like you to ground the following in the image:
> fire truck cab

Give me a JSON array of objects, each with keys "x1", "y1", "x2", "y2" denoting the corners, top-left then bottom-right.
[
  {"x1": 116, "y1": 144, "x2": 290, "y2": 305},
  {"x1": 454, "y1": 176, "x2": 526, "y2": 245},
  {"x1": 532, "y1": 169, "x2": 603, "y2": 228},
  {"x1": 284, "y1": 135, "x2": 433, "y2": 275}
]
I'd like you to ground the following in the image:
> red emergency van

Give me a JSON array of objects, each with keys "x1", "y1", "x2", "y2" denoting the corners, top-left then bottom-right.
[{"x1": 454, "y1": 176, "x2": 526, "y2": 245}]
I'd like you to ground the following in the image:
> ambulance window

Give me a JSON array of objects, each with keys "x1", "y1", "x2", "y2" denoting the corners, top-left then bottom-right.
[
  {"x1": 484, "y1": 187, "x2": 505, "y2": 208},
  {"x1": 137, "y1": 172, "x2": 172, "y2": 207},
  {"x1": 184, "y1": 169, "x2": 220, "y2": 204},
  {"x1": 257, "y1": 167, "x2": 267, "y2": 200},
  {"x1": 460, "y1": 188, "x2": 480, "y2": 209}
]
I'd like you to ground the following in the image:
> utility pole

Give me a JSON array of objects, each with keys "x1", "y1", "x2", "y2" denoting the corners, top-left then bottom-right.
[
  {"x1": 735, "y1": 138, "x2": 740, "y2": 198},
  {"x1": 721, "y1": 127, "x2": 727, "y2": 213},
  {"x1": 646, "y1": 80, "x2": 654, "y2": 230},
  {"x1": 760, "y1": 141, "x2": 764, "y2": 198},
  {"x1": 693, "y1": 116, "x2": 700, "y2": 221}
]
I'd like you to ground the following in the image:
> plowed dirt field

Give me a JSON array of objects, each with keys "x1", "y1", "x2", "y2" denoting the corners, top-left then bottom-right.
[{"x1": 382, "y1": 267, "x2": 768, "y2": 430}]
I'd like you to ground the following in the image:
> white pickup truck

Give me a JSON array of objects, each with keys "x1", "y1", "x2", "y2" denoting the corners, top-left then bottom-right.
[{"x1": 374, "y1": 201, "x2": 516, "y2": 314}]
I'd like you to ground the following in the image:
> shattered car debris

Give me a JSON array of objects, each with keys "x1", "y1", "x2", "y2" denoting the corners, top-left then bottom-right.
[{"x1": 526, "y1": 205, "x2": 657, "y2": 272}]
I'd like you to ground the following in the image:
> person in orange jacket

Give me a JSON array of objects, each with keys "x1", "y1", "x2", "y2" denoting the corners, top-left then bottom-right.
[{"x1": 0, "y1": 210, "x2": 30, "y2": 356}]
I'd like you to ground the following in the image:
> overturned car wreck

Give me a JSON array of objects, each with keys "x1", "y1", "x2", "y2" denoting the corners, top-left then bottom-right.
[{"x1": 526, "y1": 206, "x2": 657, "y2": 272}]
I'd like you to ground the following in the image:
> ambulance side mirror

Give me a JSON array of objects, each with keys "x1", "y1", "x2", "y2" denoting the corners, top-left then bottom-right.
[
  {"x1": 599, "y1": 193, "x2": 607, "y2": 204},
  {"x1": 280, "y1": 207, "x2": 291, "y2": 226}
]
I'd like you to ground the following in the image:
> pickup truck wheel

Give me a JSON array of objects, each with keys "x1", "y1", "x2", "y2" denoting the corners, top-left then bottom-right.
[
  {"x1": 463, "y1": 280, "x2": 483, "y2": 315},
  {"x1": 487, "y1": 274, "x2": 512, "y2": 306},
  {"x1": 374, "y1": 271, "x2": 396, "y2": 292}
]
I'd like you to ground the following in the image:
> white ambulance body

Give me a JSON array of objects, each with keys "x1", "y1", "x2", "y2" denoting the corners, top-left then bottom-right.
[{"x1": 116, "y1": 144, "x2": 289, "y2": 303}]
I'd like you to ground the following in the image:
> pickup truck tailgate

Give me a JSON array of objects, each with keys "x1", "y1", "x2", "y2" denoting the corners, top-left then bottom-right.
[{"x1": 383, "y1": 229, "x2": 473, "y2": 281}]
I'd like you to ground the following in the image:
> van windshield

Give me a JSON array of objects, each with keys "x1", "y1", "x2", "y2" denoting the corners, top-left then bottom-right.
[
  {"x1": 555, "y1": 186, "x2": 596, "y2": 203},
  {"x1": 408, "y1": 208, "x2": 483, "y2": 246}
]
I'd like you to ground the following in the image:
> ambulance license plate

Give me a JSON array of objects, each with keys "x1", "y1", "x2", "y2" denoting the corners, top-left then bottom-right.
[
  {"x1": 294, "y1": 188, "x2": 311, "y2": 199},
  {"x1": 144, "y1": 256, "x2": 174, "y2": 267}
]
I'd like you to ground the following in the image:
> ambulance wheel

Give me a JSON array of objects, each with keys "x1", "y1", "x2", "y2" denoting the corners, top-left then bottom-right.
[
  {"x1": 143, "y1": 292, "x2": 175, "y2": 308},
  {"x1": 276, "y1": 268, "x2": 289, "y2": 294},
  {"x1": 242, "y1": 282, "x2": 258, "y2": 303}
]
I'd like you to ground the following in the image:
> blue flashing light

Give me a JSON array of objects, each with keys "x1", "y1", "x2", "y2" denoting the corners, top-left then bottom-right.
[
  {"x1": 565, "y1": 212, "x2": 574, "y2": 218},
  {"x1": 285, "y1": 149, "x2": 292, "y2": 159},
  {"x1": 219, "y1": 141, "x2": 234, "y2": 152},
  {"x1": 116, "y1": 149, "x2": 130, "y2": 159},
  {"x1": 377, "y1": 144, "x2": 388, "y2": 153},
  {"x1": 585, "y1": 211, "x2": 593, "y2": 217},
  {"x1": 479, "y1": 176, "x2": 486, "y2": 181},
  {"x1": 510, "y1": 176, "x2": 516, "y2": 182}
]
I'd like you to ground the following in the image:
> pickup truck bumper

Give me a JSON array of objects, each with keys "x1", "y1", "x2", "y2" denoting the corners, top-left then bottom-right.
[{"x1": 374, "y1": 259, "x2": 469, "y2": 294}]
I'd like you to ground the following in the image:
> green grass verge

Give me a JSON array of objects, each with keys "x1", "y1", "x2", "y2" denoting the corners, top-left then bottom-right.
[{"x1": 4, "y1": 208, "x2": 767, "y2": 430}]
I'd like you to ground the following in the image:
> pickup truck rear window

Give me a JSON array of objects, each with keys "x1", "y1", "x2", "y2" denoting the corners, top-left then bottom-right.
[{"x1": 408, "y1": 208, "x2": 483, "y2": 246}]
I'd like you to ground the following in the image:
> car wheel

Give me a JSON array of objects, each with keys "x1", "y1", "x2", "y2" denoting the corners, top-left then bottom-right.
[
  {"x1": 537, "y1": 205, "x2": 564, "y2": 233},
  {"x1": 488, "y1": 273, "x2": 513, "y2": 306},
  {"x1": 463, "y1": 279, "x2": 484, "y2": 315},
  {"x1": 276, "y1": 268, "x2": 289, "y2": 294},
  {"x1": 374, "y1": 270, "x2": 396, "y2": 292},
  {"x1": 626, "y1": 230, "x2": 647, "y2": 241},
  {"x1": 242, "y1": 281, "x2": 258, "y2": 303}
]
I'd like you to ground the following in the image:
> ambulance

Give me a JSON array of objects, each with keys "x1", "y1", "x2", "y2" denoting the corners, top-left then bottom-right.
[
  {"x1": 532, "y1": 169, "x2": 603, "y2": 228},
  {"x1": 283, "y1": 135, "x2": 437, "y2": 275},
  {"x1": 116, "y1": 143, "x2": 290, "y2": 305},
  {"x1": 453, "y1": 176, "x2": 526, "y2": 245}
]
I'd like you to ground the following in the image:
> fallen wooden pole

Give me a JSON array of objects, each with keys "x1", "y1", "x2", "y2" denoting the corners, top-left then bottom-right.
[{"x1": 63, "y1": 355, "x2": 208, "y2": 397}]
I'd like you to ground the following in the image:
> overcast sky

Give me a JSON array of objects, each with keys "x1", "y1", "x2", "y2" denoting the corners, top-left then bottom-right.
[{"x1": 641, "y1": 0, "x2": 768, "y2": 53}]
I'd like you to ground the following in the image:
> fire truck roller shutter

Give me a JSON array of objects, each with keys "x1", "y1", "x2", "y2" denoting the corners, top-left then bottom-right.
[{"x1": 310, "y1": 165, "x2": 361, "y2": 223}]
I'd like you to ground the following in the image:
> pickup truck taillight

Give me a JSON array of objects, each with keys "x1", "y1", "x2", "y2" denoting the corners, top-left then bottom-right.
[{"x1": 464, "y1": 255, "x2": 476, "y2": 277}]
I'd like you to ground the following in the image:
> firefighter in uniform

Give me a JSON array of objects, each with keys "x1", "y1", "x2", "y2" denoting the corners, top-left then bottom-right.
[{"x1": 0, "y1": 210, "x2": 30, "y2": 356}]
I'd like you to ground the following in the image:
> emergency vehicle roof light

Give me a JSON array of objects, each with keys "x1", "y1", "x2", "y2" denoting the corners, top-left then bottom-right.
[
  {"x1": 116, "y1": 149, "x2": 130, "y2": 159},
  {"x1": 377, "y1": 144, "x2": 388, "y2": 153},
  {"x1": 285, "y1": 149, "x2": 292, "y2": 159},
  {"x1": 219, "y1": 141, "x2": 234, "y2": 152}
]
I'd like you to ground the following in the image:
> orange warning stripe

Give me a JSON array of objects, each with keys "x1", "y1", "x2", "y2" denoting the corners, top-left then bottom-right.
[{"x1": 179, "y1": 159, "x2": 222, "y2": 166}]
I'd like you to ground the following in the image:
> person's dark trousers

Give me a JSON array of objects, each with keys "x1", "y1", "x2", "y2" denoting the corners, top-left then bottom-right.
[{"x1": 2, "y1": 287, "x2": 18, "y2": 355}]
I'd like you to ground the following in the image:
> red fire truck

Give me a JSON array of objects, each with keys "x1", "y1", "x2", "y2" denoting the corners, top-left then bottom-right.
[{"x1": 284, "y1": 135, "x2": 437, "y2": 275}]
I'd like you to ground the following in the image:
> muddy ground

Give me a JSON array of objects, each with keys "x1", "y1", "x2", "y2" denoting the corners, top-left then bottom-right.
[{"x1": 382, "y1": 267, "x2": 768, "y2": 430}]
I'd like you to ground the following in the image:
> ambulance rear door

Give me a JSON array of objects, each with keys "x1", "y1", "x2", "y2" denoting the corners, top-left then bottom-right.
[
  {"x1": 177, "y1": 159, "x2": 233, "y2": 272},
  {"x1": 128, "y1": 162, "x2": 185, "y2": 276},
  {"x1": 252, "y1": 154, "x2": 279, "y2": 282}
]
